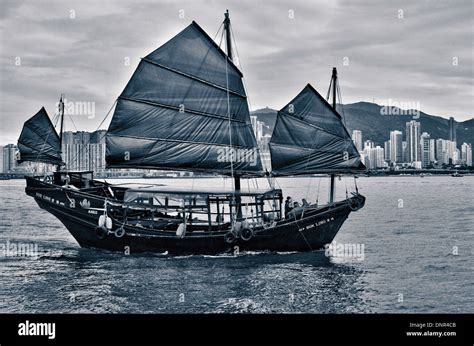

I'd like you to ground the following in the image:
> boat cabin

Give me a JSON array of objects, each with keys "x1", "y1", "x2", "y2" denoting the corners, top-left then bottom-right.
[
  {"x1": 53, "y1": 170, "x2": 94, "y2": 188},
  {"x1": 120, "y1": 186, "x2": 283, "y2": 231}
]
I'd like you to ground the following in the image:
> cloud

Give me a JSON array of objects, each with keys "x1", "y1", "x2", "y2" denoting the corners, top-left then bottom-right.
[{"x1": 0, "y1": 0, "x2": 472, "y2": 145}]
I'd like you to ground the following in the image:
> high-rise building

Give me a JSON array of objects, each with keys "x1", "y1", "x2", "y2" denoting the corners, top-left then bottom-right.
[
  {"x1": 435, "y1": 139, "x2": 457, "y2": 165},
  {"x1": 406, "y1": 120, "x2": 421, "y2": 163},
  {"x1": 389, "y1": 130, "x2": 403, "y2": 163},
  {"x1": 375, "y1": 146, "x2": 385, "y2": 168},
  {"x1": 256, "y1": 121, "x2": 264, "y2": 141},
  {"x1": 384, "y1": 140, "x2": 391, "y2": 162},
  {"x1": 446, "y1": 140, "x2": 457, "y2": 165},
  {"x1": 364, "y1": 140, "x2": 374, "y2": 149},
  {"x1": 420, "y1": 132, "x2": 431, "y2": 168},
  {"x1": 402, "y1": 141, "x2": 408, "y2": 163},
  {"x1": 62, "y1": 130, "x2": 106, "y2": 173},
  {"x1": 259, "y1": 134, "x2": 272, "y2": 170},
  {"x1": 0, "y1": 145, "x2": 3, "y2": 173},
  {"x1": 436, "y1": 139, "x2": 446, "y2": 164},
  {"x1": 448, "y1": 117, "x2": 457, "y2": 145},
  {"x1": 461, "y1": 142, "x2": 472, "y2": 166},
  {"x1": 452, "y1": 149, "x2": 461, "y2": 165},
  {"x1": 2, "y1": 144, "x2": 18, "y2": 173},
  {"x1": 364, "y1": 146, "x2": 384, "y2": 169},
  {"x1": 351, "y1": 130, "x2": 363, "y2": 152},
  {"x1": 429, "y1": 139, "x2": 436, "y2": 162},
  {"x1": 250, "y1": 115, "x2": 258, "y2": 135}
]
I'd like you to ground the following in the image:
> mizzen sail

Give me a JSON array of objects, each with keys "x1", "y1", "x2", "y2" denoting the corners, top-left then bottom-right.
[
  {"x1": 106, "y1": 21, "x2": 263, "y2": 177},
  {"x1": 17, "y1": 107, "x2": 63, "y2": 165},
  {"x1": 269, "y1": 84, "x2": 365, "y2": 176}
]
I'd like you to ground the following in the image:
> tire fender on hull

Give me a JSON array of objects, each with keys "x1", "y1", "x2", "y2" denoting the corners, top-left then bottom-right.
[
  {"x1": 240, "y1": 228, "x2": 254, "y2": 241},
  {"x1": 95, "y1": 226, "x2": 108, "y2": 240}
]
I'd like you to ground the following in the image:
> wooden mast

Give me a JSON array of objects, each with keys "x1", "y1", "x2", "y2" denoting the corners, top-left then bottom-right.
[
  {"x1": 224, "y1": 10, "x2": 232, "y2": 61},
  {"x1": 224, "y1": 10, "x2": 242, "y2": 218},
  {"x1": 57, "y1": 94, "x2": 65, "y2": 172},
  {"x1": 329, "y1": 68, "x2": 337, "y2": 204}
]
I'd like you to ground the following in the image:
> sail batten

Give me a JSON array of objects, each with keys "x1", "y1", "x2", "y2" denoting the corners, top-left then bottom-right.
[
  {"x1": 277, "y1": 109, "x2": 349, "y2": 140},
  {"x1": 117, "y1": 96, "x2": 248, "y2": 123},
  {"x1": 17, "y1": 107, "x2": 63, "y2": 165},
  {"x1": 269, "y1": 84, "x2": 365, "y2": 176},
  {"x1": 106, "y1": 21, "x2": 263, "y2": 176},
  {"x1": 141, "y1": 58, "x2": 247, "y2": 98},
  {"x1": 108, "y1": 133, "x2": 260, "y2": 149}
]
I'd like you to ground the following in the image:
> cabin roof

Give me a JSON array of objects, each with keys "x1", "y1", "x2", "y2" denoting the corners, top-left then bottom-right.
[{"x1": 124, "y1": 185, "x2": 281, "y2": 197}]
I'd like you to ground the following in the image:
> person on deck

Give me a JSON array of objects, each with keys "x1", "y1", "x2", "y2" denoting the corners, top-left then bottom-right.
[{"x1": 285, "y1": 196, "x2": 293, "y2": 219}]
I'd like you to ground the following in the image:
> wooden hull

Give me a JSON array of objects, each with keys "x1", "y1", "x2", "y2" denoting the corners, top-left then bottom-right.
[{"x1": 25, "y1": 177, "x2": 365, "y2": 255}]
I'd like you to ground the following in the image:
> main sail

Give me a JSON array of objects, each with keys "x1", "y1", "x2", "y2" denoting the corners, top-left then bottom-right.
[
  {"x1": 269, "y1": 84, "x2": 365, "y2": 176},
  {"x1": 17, "y1": 107, "x2": 63, "y2": 165},
  {"x1": 106, "y1": 21, "x2": 263, "y2": 177}
]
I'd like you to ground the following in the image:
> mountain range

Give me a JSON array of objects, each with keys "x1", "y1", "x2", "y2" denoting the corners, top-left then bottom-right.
[{"x1": 251, "y1": 103, "x2": 474, "y2": 147}]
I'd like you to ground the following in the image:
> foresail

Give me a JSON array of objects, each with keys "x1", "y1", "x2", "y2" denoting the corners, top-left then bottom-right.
[
  {"x1": 106, "y1": 21, "x2": 263, "y2": 177},
  {"x1": 17, "y1": 107, "x2": 63, "y2": 165},
  {"x1": 269, "y1": 84, "x2": 365, "y2": 176}
]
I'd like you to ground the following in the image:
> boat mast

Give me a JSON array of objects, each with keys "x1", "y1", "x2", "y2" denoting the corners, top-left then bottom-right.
[
  {"x1": 224, "y1": 10, "x2": 242, "y2": 218},
  {"x1": 224, "y1": 10, "x2": 233, "y2": 61},
  {"x1": 57, "y1": 94, "x2": 65, "y2": 172},
  {"x1": 329, "y1": 68, "x2": 337, "y2": 203}
]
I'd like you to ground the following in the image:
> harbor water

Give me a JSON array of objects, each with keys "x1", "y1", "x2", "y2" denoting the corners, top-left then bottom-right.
[{"x1": 0, "y1": 176, "x2": 472, "y2": 313}]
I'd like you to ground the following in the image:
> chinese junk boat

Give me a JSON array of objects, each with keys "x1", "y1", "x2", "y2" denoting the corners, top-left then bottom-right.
[{"x1": 18, "y1": 11, "x2": 366, "y2": 254}]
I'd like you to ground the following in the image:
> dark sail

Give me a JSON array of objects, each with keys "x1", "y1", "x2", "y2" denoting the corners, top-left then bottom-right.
[
  {"x1": 17, "y1": 107, "x2": 63, "y2": 165},
  {"x1": 106, "y1": 21, "x2": 263, "y2": 177},
  {"x1": 269, "y1": 84, "x2": 365, "y2": 176}
]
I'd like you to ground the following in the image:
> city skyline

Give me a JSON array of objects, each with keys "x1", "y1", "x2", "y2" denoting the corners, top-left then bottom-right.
[
  {"x1": 2, "y1": 115, "x2": 473, "y2": 175},
  {"x1": 1, "y1": 0, "x2": 472, "y2": 146},
  {"x1": 352, "y1": 119, "x2": 472, "y2": 169}
]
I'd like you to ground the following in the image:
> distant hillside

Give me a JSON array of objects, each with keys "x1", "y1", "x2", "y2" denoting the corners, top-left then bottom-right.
[
  {"x1": 251, "y1": 103, "x2": 473, "y2": 146},
  {"x1": 251, "y1": 107, "x2": 278, "y2": 130}
]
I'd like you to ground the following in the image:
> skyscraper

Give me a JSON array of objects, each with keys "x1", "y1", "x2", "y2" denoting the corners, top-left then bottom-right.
[
  {"x1": 384, "y1": 140, "x2": 391, "y2": 162},
  {"x1": 375, "y1": 146, "x2": 385, "y2": 168},
  {"x1": 402, "y1": 141, "x2": 408, "y2": 163},
  {"x1": 406, "y1": 120, "x2": 421, "y2": 163},
  {"x1": 452, "y1": 149, "x2": 461, "y2": 165},
  {"x1": 364, "y1": 146, "x2": 385, "y2": 169},
  {"x1": 250, "y1": 115, "x2": 257, "y2": 135},
  {"x1": 2, "y1": 144, "x2": 18, "y2": 173},
  {"x1": 352, "y1": 130, "x2": 363, "y2": 152},
  {"x1": 420, "y1": 132, "x2": 431, "y2": 168},
  {"x1": 446, "y1": 140, "x2": 457, "y2": 165},
  {"x1": 461, "y1": 143, "x2": 472, "y2": 166},
  {"x1": 62, "y1": 130, "x2": 106, "y2": 173},
  {"x1": 0, "y1": 145, "x2": 3, "y2": 173},
  {"x1": 429, "y1": 139, "x2": 436, "y2": 162},
  {"x1": 257, "y1": 121, "x2": 263, "y2": 141},
  {"x1": 364, "y1": 140, "x2": 374, "y2": 149},
  {"x1": 435, "y1": 139, "x2": 457, "y2": 165},
  {"x1": 448, "y1": 117, "x2": 457, "y2": 145},
  {"x1": 389, "y1": 130, "x2": 403, "y2": 163},
  {"x1": 436, "y1": 139, "x2": 446, "y2": 164}
]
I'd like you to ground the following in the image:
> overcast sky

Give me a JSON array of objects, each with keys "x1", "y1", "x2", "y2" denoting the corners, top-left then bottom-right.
[{"x1": 0, "y1": 0, "x2": 472, "y2": 144}]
